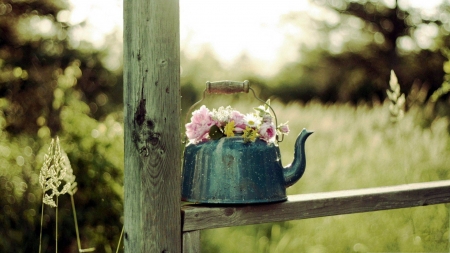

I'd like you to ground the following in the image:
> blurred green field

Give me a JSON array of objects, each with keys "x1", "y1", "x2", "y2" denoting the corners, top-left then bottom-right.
[{"x1": 196, "y1": 98, "x2": 450, "y2": 253}]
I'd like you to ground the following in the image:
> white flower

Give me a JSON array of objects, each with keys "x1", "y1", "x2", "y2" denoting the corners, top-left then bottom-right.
[
  {"x1": 210, "y1": 106, "x2": 233, "y2": 125},
  {"x1": 244, "y1": 113, "x2": 261, "y2": 128},
  {"x1": 262, "y1": 114, "x2": 272, "y2": 123}
]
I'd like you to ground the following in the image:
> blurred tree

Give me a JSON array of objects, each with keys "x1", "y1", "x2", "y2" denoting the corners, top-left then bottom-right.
[
  {"x1": 0, "y1": 0, "x2": 122, "y2": 136},
  {"x1": 0, "y1": 1, "x2": 124, "y2": 252},
  {"x1": 268, "y1": 0, "x2": 449, "y2": 104}
]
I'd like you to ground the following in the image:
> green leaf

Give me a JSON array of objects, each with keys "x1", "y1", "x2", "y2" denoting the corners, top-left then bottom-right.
[
  {"x1": 265, "y1": 99, "x2": 271, "y2": 110},
  {"x1": 254, "y1": 107, "x2": 266, "y2": 113},
  {"x1": 209, "y1": 125, "x2": 224, "y2": 140}
]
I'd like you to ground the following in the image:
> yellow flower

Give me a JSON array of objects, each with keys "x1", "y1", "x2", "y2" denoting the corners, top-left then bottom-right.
[
  {"x1": 224, "y1": 121, "x2": 235, "y2": 137},
  {"x1": 243, "y1": 126, "x2": 258, "y2": 142}
]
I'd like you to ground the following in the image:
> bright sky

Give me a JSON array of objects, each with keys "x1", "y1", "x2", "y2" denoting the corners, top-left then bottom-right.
[
  {"x1": 66, "y1": 0, "x2": 444, "y2": 74},
  {"x1": 179, "y1": 1, "x2": 311, "y2": 65}
]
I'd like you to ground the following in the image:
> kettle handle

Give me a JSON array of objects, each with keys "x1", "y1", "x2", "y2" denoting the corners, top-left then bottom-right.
[{"x1": 206, "y1": 80, "x2": 249, "y2": 94}]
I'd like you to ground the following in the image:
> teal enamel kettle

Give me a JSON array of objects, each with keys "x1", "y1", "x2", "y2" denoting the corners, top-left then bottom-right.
[{"x1": 181, "y1": 80, "x2": 313, "y2": 204}]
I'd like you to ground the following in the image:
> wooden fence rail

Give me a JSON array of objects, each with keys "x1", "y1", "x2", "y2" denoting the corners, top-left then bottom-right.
[{"x1": 181, "y1": 180, "x2": 450, "y2": 252}]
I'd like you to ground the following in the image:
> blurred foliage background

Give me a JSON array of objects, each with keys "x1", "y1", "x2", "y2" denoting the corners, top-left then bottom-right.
[{"x1": 0, "y1": 0, "x2": 449, "y2": 252}]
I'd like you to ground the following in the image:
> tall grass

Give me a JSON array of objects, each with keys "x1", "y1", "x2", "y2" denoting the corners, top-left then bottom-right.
[{"x1": 195, "y1": 98, "x2": 450, "y2": 252}]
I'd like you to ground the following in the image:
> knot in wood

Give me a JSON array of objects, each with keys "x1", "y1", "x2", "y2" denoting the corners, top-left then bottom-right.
[
  {"x1": 133, "y1": 97, "x2": 166, "y2": 165},
  {"x1": 224, "y1": 208, "x2": 234, "y2": 217}
]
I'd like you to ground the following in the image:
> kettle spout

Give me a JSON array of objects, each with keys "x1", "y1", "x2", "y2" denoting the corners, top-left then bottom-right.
[{"x1": 283, "y1": 128, "x2": 313, "y2": 188}]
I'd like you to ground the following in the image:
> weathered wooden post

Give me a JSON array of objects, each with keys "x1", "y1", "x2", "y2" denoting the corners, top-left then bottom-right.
[{"x1": 123, "y1": 0, "x2": 181, "y2": 252}]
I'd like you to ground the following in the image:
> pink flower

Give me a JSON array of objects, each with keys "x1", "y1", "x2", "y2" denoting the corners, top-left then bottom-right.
[
  {"x1": 278, "y1": 124, "x2": 290, "y2": 134},
  {"x1": 186, "y1": 105, "x2": 215, "y2": 143},
  {"x1": 185, "y1": 123, "x2": 210, "y2": 143},
  {"x1": 230, "y1": 110, "x2": 246, "y2": 133},
  {"x1": 259, "y1": 122, "x2": 276, "y2": 142},
  {"x1": 190, "y1": 105, "x2": 214, "y2": 126}
]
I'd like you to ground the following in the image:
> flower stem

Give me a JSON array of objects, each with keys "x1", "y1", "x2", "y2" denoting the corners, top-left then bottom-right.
[
  {"x1": 70, "y1": 194, "x2": 95, "y2": 252},
  {"x1": 55, "y1": 197, "x2": 58, "y2": 253},
  {"x1": 39, "y1": 192, "x2": 45, "y2": 253},
  {"x1": 115, "y1": 226, "x2": 124, "y2": 253},
  {"x1": 70, "y1": 194, "x2": 82, "y2": 251}
]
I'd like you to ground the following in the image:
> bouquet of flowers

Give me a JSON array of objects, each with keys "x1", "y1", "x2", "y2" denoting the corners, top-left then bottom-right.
[{"x1": 185, "y1": 100, "x2": 289, "y2": 144}]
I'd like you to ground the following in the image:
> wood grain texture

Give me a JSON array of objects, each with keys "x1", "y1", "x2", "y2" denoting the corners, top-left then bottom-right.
[
  {"x1": 182, "y1": 231, "x2": 201, "y2": 253},
  {"x1": 124, "y1": 0, "x2": 181, "y2": 252},
  {"x1": 182, "y1": 180, "x2": 450, "y2": 232}
]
